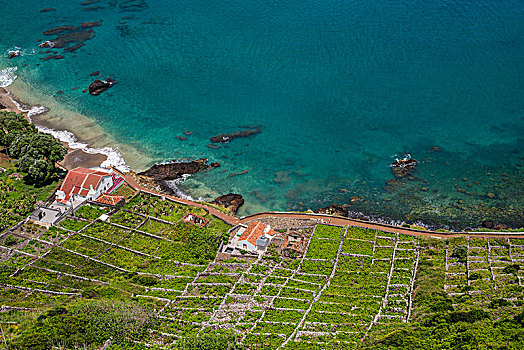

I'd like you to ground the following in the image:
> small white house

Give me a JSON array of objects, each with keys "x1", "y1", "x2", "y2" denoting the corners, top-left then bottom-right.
[{"x1": 236, "y1": 221, "x2": 276, "y2": 252}]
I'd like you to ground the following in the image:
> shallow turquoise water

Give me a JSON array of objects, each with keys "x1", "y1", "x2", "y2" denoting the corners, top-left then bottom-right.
[{"x1": 1, "y1": 0, "x2": 523, "y2": 228}]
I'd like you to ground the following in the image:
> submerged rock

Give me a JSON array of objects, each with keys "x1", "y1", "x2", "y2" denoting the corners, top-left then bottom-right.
[
  {"x1": 52, "y1": 29, "x2": 95, "y2": 48},
  {"x1": 314, "y1": 204, "x2": 348, "y2": 217},
  {"x1": 119, "y1": 0, "x2": 149, "y2": 12},
  {"x1": 81, "y1": 21, "x2": 102, "y2": 28},
  {"x1": 43, "y1": 25, "x2": 79, "y2": 36},
  {"x1": 210, "y1": 128, "x2": 262, "y2": 143},
  {"x1": 88, "y1": 79, "x2": 113, "y2": 95},
  {"x1": 210, "y1": 193, "x2": 244, "y2": 214},
  {"x1": 64, "y1": 42, "x2": 85, "y2": 52}
]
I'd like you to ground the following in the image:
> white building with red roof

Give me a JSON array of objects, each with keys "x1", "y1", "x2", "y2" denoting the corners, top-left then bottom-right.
[
  {"x1": 234, "y1": 221, "x2": 276, "y2": 252},
  {"x1": 54, "y1": 167, "x2": 124, "y2": 209}
]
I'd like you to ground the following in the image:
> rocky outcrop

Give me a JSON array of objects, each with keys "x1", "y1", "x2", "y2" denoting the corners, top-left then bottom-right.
[
  {"x1": 390, "y1": 156, "x2": 417, "y2": 178},
  {"x1": 52, "y1": 29, "x2": 95, "y2": 48},
  {"x1": 64, "y1": 42, "x2": 85, "y2": 52},
  {"x1": 314, "y1": 204, "x2": 348, "y2": 217},
  {"x1": 119, "y1": 0, "x2": 149, "y2": 12},
  {"x1": 43, "y1": 26, "x2": 79, "y2": 36},
  {"x1": 211, "y1": 193, "x2": 244, "y2": 214},
  {"x1": 210, "y1": 128, "x2": 261, "y2": 143},
  {"x1": 138, "y1": 158, "x2": 217, "y2": 181},
  {"x1": 81, "y1": 21, "x2": 102, "y2": 28},
  {"x1": 88, "y1": 79, "x2": 113, "y2": 95}
]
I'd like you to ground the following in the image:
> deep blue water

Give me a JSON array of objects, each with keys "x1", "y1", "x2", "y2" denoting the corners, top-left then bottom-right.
[{"x1": 1, "y1": 0, "x2": 523, "y2": 228}]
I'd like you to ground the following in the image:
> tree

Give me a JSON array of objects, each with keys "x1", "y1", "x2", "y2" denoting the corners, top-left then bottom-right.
[{"x1": 0, "y1": 111, "x2": 67, "y2": 185}]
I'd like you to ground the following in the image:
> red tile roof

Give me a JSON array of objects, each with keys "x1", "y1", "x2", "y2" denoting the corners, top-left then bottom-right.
[
  {"x1": 58, "y1": 167, "x2": 112, "y2": 204},
  {"x1": 95, "y1": 193, "x2": 124, "y2": 206},
  {"x1": 238, "y1": 221, "x2": 276, "y2": 247}
]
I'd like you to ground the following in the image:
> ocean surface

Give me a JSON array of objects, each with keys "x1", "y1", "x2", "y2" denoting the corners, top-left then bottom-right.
[{"x1": 1, "y1": 0, "x2": 523, "y2": 229}]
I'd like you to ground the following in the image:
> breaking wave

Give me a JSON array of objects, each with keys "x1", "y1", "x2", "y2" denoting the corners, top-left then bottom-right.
[
  {"x1": 4, "y1": 89, "x2": 129, "y2": 172},
  {"x1": 0, "y1": 67, "x2": 17, "y2": 87}
]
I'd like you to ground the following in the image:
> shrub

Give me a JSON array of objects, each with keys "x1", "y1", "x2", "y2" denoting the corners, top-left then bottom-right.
[
  {"x1": 490, "y1": 298, "x2": 511, "y2": 309},
  {"x1": 503, "y1": 264, "x2": 520, "y2": 275},
  {"x1": 5, "y1": 235, "x2": 18, "y2": 246},
  {"x1": 468, "y1": 272, "x2": 482, "y2": 280},
  {"x1": 132, "y1": 275, "x2": 159, "y2": 286},
  {"x1": 451, "y1": 245, "x2": 468, "y2": 259}
]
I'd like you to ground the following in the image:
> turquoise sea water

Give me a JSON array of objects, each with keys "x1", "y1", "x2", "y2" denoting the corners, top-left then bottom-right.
[{"x1": 1, "y1": 0, "x2": 523, "y2": 228}]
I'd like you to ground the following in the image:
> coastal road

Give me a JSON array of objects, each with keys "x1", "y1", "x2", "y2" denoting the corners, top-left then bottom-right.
[
  {"x1": 115, "y1": 169, "x2": 523, "y2": 239},
  {"x1": 115, "y1": 170, "x2": 241, "y2": 226},
  {"x1": 239, "y1": 212, "x2": 524, "y2": 239}
]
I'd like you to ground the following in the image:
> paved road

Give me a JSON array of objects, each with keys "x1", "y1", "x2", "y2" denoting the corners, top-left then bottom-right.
[{"x1": 115, "y1": 169, "x2": 523, "y2": 239}]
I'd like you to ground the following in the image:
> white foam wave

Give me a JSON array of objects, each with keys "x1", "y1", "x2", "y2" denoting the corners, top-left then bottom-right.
[
  {"x1": 3, "y1": 88, "x2": 129, "y2": 172},
  {"x1": 35, "y1": 124, "x2": 129, "y2": 172},
  {"x1": 0, "y1": 67, "x2": 17, "y2": 87},
  {"x1": 4, "y1": 47, "x2": 38, "y2": 58},
  {"x1": 163, "y1": 175, "x2": 204, "y2": 202}
]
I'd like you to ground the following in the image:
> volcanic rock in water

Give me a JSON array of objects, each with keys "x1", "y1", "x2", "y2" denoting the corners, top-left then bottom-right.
[
  {"x1": 39, "y1": 41, "x2": 55, "y2": 48},
  {"x1": 43, "y1": 25, "x2": 79, "y2": 36},
  {"x1": 8, "y1": 51, "x2": 20, "y2": 59},
  {"x1": 65, "y1": 42, "x2": 85, "y2": 52},
  {"x1": 384, "y1": 178, "x2": 404, "y2": 193},
  {"x1": 211, "y1": 193, "x2": 244, "y2": 214},
  {"x1": 88, "y1": 79, "x2": 113, "y2": 95},
  {"x1": 119, "y1": 0, "x2": 149, "y2": 12},
  {"x1": 210, "y1": 128, "x2": 262, "y2": 143},
  {"x1": 390, "y1": 156, "x2": 418, "y2": 178},
  {"x1": 90, "y1": 71, "x2": 100, "y2": 76},
  {"x1": 82, "y1": 6, "x2": 104, "y2": 11},
  {"x1": 52, "y1": 29, "x2": 95, "y2": 48},
  {"x1": 138, "y1": 158, "x2": 217, "y2": 181},
  {"x1": 314, "y1": 204, "x2": 348, "y2": 217},
  {"x1": 81, "y1": 0, "x2": 99, "y2": 5},
  {"x1": 81, "y1": 21, "x2": 102, "y2": 28},
  {"x1": 40, "y1": 8, "x2": 56, "y2": 13}
]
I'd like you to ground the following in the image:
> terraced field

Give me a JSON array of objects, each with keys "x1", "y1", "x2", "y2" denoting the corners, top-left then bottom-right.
[{"x1": 1, "y1": 192, "x2": 523, "y2": 349}]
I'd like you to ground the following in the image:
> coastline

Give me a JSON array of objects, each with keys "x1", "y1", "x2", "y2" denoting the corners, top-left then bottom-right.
[{"x1": 0, "y1": 86, "x2": 108, "y2": 170}]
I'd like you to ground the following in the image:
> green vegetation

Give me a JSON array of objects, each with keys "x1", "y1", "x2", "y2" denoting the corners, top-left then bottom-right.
[
  {"x1": 1, "y1": 188, "x2": 523, "y2": 348},
  {"x1": 0, "y1": 111, "x2": 67, "y2": 185}
]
